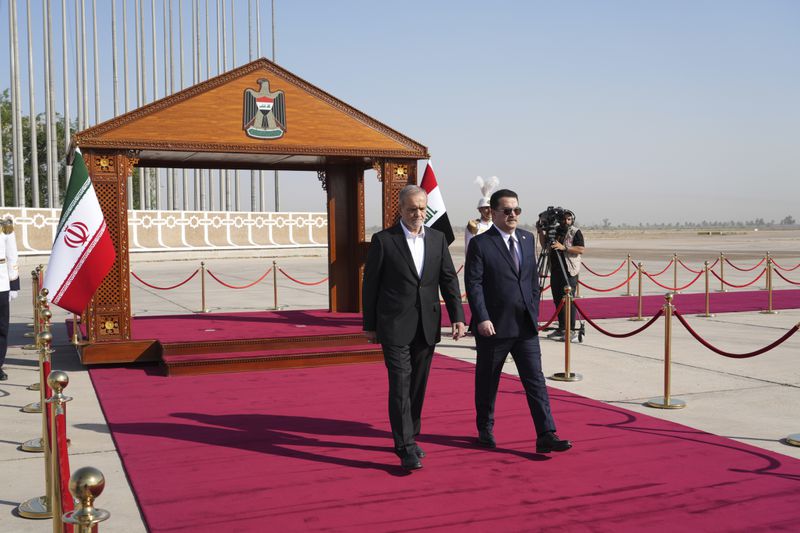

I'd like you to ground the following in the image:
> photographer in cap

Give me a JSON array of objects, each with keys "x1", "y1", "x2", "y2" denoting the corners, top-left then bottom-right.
[{"x1": 545, "y1": 210, "x2": 585, "y2": 342}]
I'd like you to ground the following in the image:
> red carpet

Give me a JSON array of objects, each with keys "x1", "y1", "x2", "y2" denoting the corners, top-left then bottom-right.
[
  {"x1": 89, "y1": 356, "x2": 800, "y2": 532},
  {"x1": 119, "y1": 289, "x2": 800, "y2": 343}
]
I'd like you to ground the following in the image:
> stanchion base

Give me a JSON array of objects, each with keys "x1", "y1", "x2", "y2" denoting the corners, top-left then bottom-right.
[
  {"x1": 22, "y1": 345, "x2": 38, "y2": 351},
  {"x1": 17, "y1": 495, "x2": 51, "y2": 519},
  {"x1": 27, "y1": 382, "x2": 40, "y2": 391},
  {"x1": 716, "y1": 289, "x2": 728, "y2": 293},
  {"x1": 628, "y1": 317, "x2": 646, "y2": 322},
  {"x1": 23, "y1": 331, "x2": 35, "y2": 338},
  {"x1": 645, "y1": 397, "x2": 686, "y2": 409},
  {"x1": 21, "y1": 401, "x2": 42, "y2": 414},
  {"x1": 621, "y1": 292, "x2": 634, "y2": 296},
  {"x1": 20, "y1": 437, "x2": 43, "y2": 453},
  {"x1": 785, "y1": 434, "x2": 800, "y2": 447},
  {"x1": 760, "y1": 310, "x2": 779, "y2": 315},
  {"x1": 696, "y1": 313, "x2": 716, "y2": 318},
  {"x1": 550, "y1": 372, "x2": 583, "y2": 382},
  {"x1": 193, "y1": 308, "x2": 211, "y2": 314}
]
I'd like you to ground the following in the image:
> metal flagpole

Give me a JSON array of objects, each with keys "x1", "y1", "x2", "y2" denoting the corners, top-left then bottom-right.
[
  {"x1": 75, "y1": 0, "x2": 83, "y2": 131},
  {"x1": 257, "y1": 0, "x2": 265, "y2": 212},
  {"x1": 135, "y1": 0, "x2": 144, "y2": 209},
  {"x1": 231, "y1": 0, "x2": 239, "y2": 211},
  {"x1": 165, "y1": 0, "x2": 173, "y2": 210},
  {"x1": 8, "y1": 0, "x2": 21, "y2": 206},
  {"x1": 0, "y1": 83, "x2": 4, "y2": 205},
  {"x1": 124, "y1": 0, "x2": 134, "y2": 208},
  {"x1": 249, "y1": 0, "x2": 256, "y2": 212},
  {"x1": 217, "y1": 0, "x2": 224, "y2": 211},
  {"x1": 194, "y1": 0, "x2": 201, "y2": 210},
  {"x1": 81, "y1": 0, "x2": 89, "y2": 128},
  {"x1": 62, "y1": 0, "x2": 72, "y2": 189},
  {"x1": 139, "y1": 0, "x2": 148, "y2": 209},
  {"x1": 40, "y1": 0, "x2": 55, "y2": 208},
  {"x1": 27, "y1": 0, "x2": 40, "y2": 207},
  {"x1": 180, "y1": 0, "x2": 188, "y2": 210},
  {"x1": 112, "y1": 0, "x2": 119, "y2": 117},
  {"x1": 93, "y1": 0, "x2": 100, "y2": 124},
  {"x1": 204, "y1": 0, "x2": 211, "y2": 211},
  {"x1": 151, "y1": 0, "x2": 160, "y2": 210},
  {"x1": 222, "y1": 0, "x2": 229, "y2": 211},
  {"x1": 47, "y1": 0, "x2": 58, "y2": 202},
  {"x1": 272, "y1": 0, "x2": 279, "y2": 212}
]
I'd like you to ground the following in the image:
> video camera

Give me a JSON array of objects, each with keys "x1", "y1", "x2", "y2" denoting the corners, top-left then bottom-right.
[{"x1": 536, "y1": 206, "x2": 568, "y2": 243}]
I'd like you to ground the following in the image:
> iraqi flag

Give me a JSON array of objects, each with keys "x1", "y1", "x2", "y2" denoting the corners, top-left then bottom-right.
[
  {"x1": 420, "y1": 160, "x2": 455, "y2": 245},
  {"x1": 43, "y1": 149, "x2": 116, "y2": 314}
]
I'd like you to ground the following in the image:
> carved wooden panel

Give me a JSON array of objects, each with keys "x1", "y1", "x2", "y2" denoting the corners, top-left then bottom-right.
[
  {"x1": 382, "y1": 160, "x2": 417, "y2": 229},
  {"x1": 85, "y1": 150, "x2": 132, "y2": 343}
]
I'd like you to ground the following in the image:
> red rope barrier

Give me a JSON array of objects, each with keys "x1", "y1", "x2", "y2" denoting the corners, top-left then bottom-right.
[
  {"x1": 278, "y1": 268, "x2": 329, "y2": 286},
  {"x1": 538, "y1": 299, "x2": 566, "y2": 330},
  {"x1": 773, "y1": 268, "x2": 800, "y2": 286},
  {"x1": 207, "y1": 267, "x2": 273, "y2": 289},
  {"x1": 573, "y1": 301, "x2": 664, "y2": 338},
  {"x1": 582, "y1": 259, "x2": 627, "y2": 278},
  {"x1": 772, "y1": 259, "x2": 800, "y2": 272},
  {"x1": 709, "y1": 268, "x2": 766, "y2": 288},
  {"x1": 648, "y1": 259, "x2": 674, "y2": 277},
  {"x1": 674, "y1": 310, "x2": 799, "y2": 358},
  {"x1": 132, "y1": 269, "x2": 199, "y2": 290},
  {"x1": 642, "y1": 269, "x2": 703, "y2": 291},
  {"x1": 677, "y1": 259, "x2": 703, "y2": 274},
  {"x1": 579, "y1": 271, "x2": 637, "y2": 293},
  {"x1": 724, "y1": 257, "x2": 766, "y2": 272},
  {"x1": 55, "y1": 412, "x2": 75, "y2": 521}
]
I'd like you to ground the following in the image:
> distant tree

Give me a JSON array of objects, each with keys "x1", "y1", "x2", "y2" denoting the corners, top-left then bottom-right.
[{"x1": 780, "y1": 215, "x2": 796, "y2": 225}]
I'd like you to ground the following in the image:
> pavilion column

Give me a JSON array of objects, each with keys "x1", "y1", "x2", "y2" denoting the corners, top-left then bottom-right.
[
  {"x1": 83, "y1": 149, "x2": 134, "y2": 343},
  {"x1": 380, "y1": 159, "x2": 417, "y2": 229},
  {"x1": 325, "y1": 162, "x2": 365, "y2": 313}
]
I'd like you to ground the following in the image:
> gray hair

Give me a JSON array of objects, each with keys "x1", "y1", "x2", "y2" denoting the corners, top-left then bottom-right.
[{"x1": 399, "y1": 184, "x2": 427, "y2": 206}]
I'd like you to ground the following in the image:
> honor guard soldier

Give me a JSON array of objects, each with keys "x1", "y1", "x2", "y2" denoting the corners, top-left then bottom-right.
[
  {"x1": 465, "y1": 176, "x2": 499, "y2": 252},
  {"x1": 0, "y1": 218, "x2": 20, "y2": 381}
]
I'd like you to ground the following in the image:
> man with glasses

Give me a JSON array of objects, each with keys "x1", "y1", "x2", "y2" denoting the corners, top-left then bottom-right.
[
  {"x1": 546, "y1": 210, "x2": 585, "y2": 342},
  {"x1": 464, "y1": 189, "x2": 572, "y2": 454},
  {"x1": 363, "y1": 185, "x2": 466, "y2": 471}
]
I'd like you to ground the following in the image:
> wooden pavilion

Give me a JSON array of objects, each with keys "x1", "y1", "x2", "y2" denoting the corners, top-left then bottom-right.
[{"x1": 70, "y1": 58, "x2": 428, "y2": 364}]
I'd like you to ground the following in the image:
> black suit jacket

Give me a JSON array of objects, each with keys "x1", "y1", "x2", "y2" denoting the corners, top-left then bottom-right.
[
  {"x1": 362, "y1": 224, "x2": 464, "y2": 346},
  {"x1": 465, "y1": 226, "x2": 540, "y2": 338}
]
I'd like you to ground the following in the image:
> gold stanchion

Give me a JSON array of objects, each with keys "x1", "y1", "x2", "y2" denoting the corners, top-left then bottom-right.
[
  {"x1": 761, "y1": 254, "x2": 778, "y2": 315},
  {"x1": 199, "y1": 261, "x2": 210, "y2": 313},
  {"x1": 272, "y1": 260, "x2": 279, "y2": 310},
  {"x1": 698, "y1": 261, "x2": 714, "y2": 318},
  {"x1": 629, "y1": 262, "x2": 646, "y2": 321},
  {"x1": 716, "y1": 252, "x2": 727, "y2": 292},
  {"x1": 27, "y1": 268, "x2": 43, "y2": 390},
  {"x1": 71, "y1": 314, "x2": 82, "y2": 346},
  {"x1": 22, "y1": 297, "x2": 51, "y2": 414},
  {"x1": 672, "y1": 253, "x2": 680, "y2": 294},
  {"x1": 551, "y1": 286, "x2": 582, "y2": 382},
  {"x1": 646, "y1": 293, "x2": 686, "y2": 409},
  {"x1": 46, "y1": 371, "x2": 72, "y2": 533},
  {"x1": 21, "y1": 308, "x2": 52, "y2": 450},
  {"x1": 63, "y1": 467, "x2": 111, "y2": 532},
  {"x1": 17, "y1": 327, "x2": 55, "y2": 519},
  {"x1": 763, "y1": 252, "x2": 770, "y2": 290},
  {"x1": 623, "y1": 254, "x2": 633, "y2": 296}
]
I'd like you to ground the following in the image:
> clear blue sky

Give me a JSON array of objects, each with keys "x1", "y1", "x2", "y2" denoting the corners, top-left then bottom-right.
[{"x1": 3, "y1": 1, "x2": 799, "y2": 226}]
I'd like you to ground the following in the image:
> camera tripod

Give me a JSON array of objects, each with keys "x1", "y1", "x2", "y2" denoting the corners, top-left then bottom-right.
[{"x1": 536, "y1": 233, "x2": 585, "y2": 342}]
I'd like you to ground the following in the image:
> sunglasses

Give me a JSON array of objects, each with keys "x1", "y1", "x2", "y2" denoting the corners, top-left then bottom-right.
[{"x1": 495, "y1": 207, "x2": 522, "y2": 216}]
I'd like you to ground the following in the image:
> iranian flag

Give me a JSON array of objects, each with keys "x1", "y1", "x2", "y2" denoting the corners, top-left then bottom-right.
[
  {"x1": 420, "y1": 160, "x2": 455, "y2": 245},
  {"x1": 43, "y1": 149, "x2": 116, "y2": 314}
]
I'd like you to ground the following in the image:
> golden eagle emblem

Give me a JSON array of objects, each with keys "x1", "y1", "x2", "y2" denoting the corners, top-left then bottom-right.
[{"x1": 243, "y1": 78, "x2": 286, "y2": 139}]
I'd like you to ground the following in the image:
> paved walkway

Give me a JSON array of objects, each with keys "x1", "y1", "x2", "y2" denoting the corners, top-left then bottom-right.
[{"x1": 2, "y1": 237, "x2": 799, "y2": 532}]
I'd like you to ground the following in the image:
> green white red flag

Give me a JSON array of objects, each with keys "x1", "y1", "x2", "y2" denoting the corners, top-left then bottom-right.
[{"x1": 43, "y1": 149, "x2": 116, "y2": 314}]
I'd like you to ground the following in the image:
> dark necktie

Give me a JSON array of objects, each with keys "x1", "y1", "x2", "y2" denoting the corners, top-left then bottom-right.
[{"x1": 509, "y1": 237, "x2": 519, "y2": 273}]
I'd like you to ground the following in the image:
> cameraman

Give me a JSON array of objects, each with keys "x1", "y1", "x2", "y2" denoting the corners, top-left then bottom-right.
[{"x1": 544, "y1": 210, "x2": 585, "y2": 342}]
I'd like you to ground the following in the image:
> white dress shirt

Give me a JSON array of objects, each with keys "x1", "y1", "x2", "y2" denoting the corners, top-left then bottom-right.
[{"x1": 400, "y1": 222, "x2": 425, "y2": 277}]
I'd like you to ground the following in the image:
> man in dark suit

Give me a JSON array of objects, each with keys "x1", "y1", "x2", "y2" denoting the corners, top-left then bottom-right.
[
  {"x1": 465, "y1": 189, "x2": 572, "y2": 454},
  {"x1": 363, "y1": 185, "x2": 466, "y2": 471}
]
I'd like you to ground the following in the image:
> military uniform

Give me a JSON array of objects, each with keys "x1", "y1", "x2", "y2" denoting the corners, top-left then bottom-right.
[{"x1": 0, "y1": 219, "x2": 20, "y2": 380}]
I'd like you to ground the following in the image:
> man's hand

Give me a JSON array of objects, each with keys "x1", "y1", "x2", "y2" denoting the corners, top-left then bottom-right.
[
  {"x1": 9, "y1": 291, "x2": 18, "y2": 301},
  {"x1": 477, "y1": 320, "x2": 495, "y2": 337},
  {"x1": 364, "y1": 330, "x2": 377, "y2": 344},
  {"x1": 451, "y1": 322, "x2": 466, "y2": 341}
]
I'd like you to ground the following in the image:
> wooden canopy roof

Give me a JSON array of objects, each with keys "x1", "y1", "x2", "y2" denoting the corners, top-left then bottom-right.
[{"x1": 72, "y1": 58, "x2": 428, "y2": 170}]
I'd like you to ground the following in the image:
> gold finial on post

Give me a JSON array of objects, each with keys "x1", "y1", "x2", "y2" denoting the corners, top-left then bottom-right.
[
  {"x1": 551, "y1": 286, "x2": 582, "y2": 382},
  {"x1": 646, "y1": 293, "x2": 686, "y2": 409},
  {"x1": 63, "y1": 467, "x2": 111, "y2": 533}
]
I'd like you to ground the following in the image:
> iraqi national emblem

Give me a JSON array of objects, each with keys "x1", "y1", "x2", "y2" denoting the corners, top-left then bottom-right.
[{"x1": 243, "y1": 78, "x2": 286, "y2": 139}]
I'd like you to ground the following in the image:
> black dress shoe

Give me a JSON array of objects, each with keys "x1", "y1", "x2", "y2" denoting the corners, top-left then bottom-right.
[
  {"x1": 0, "y1": 368, "x2": 7, "y2": 381},
  {"x1": 477, "y1": 430, "x2": 496, "y2": 449},
  {"x1": 536, "y1": 432, "x2": 572, "y2": 453},
  {"x1": 400, "y1": 451, "x2": 423, "y2": 471},
  {"x1": 395, "y1": 445, "x2": 426, "y2": 459}
]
